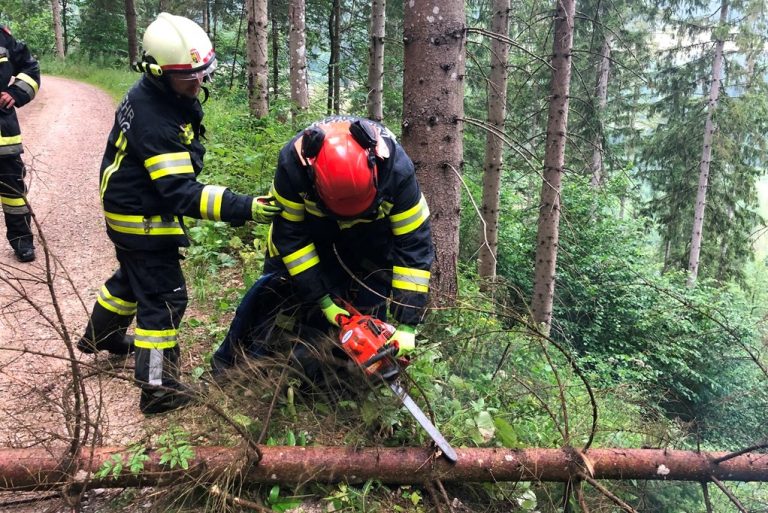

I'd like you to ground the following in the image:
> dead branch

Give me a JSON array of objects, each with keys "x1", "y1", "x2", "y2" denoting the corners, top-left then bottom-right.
[{"x1": 710, "y1": 476, "x2": 748, "y2": 513}]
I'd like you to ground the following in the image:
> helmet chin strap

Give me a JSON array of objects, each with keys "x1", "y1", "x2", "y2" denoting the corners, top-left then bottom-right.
[{"x1": 200, "y1": 85, "x2": 210, "y2": 103}]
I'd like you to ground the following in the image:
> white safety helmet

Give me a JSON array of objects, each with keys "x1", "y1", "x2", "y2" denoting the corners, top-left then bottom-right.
[{"x1": 140, "y1": 13, "x2": 216, "y2": 77}]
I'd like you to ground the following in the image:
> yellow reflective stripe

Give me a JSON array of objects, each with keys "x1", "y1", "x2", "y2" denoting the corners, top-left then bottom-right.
[
  {"x1": 271, "y1": 183, "x2": 305, "y2": 221},
  {"x1": 96, "y1": 285, "x2": 137, "y2": 316},
  {"x1": 0, "y1": 197, "x2": 26, "y2": 206},
  {"x1": 304, "y1": 199, "x2": 326, "y2": 217},
  {"x1": 0, "y1": 134, "x2": 22, "y2": 146},
  {"x1": 267, "y1": 224, "x2": 279, "y2": 257},
  {"x1": 100, "y1": 132, "x2": 128, "y2": 199},
  {"x1": 0, "y1": 57, "x2": 7, "y2": 63},
  {"x1": 15, "y1": 73, "x2": 39, "y2": 97},
  {"x1": 283, "y1": 243, "x2": 320, "y2": 276},
  {"x1": 145, "y1": 152, "x2": 194, "y2": 179},
  {"x1": 390, "y1": 194, "x2": 430, "y2": 236},
  {"x1": 104, "y1": 211, "x2": 184, "y2": 235},
  {"x1": 134, "y1": 327, "x2": 177, "y2": 349},
  {"x1": 200, "y1": 185, "x2": 225, "y2": 220},
  {"x1": 392, "y1": 266, "x2": 430, "y2": 293}
]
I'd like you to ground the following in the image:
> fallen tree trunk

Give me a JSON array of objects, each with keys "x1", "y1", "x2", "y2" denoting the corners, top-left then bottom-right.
[{"x1": 2, "y1": 446, "x2": 768, "y2": 491}]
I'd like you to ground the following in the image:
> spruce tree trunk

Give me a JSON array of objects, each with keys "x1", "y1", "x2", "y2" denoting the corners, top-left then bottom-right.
[
  {"x1": 402, "y1": 0, "x2": 466, "y2": 306},
  {"x1": 289, "y1": 0, "x2": 309, "y2": 122},
  {"x1": 270, "y1": 0, "x2": 280, "y2": 101},
  {"x1": 5, "y1": 446, "x2": 768, "y2": 490},
  {"x1": 478, "y1": 0, "x2": 510, "y2": 287},
  {"x1": 327, "y1": 0, "x2": 341, "y2": 114},
  {"x1": 531, "y1": 0, "x2": 576, "y2": 331},
  {"x1": 366, "y1": 0, "x2": 386, "y2": 122},
  {"x1": 246, "y1": 0, "x2": 269, "y2": 117},
  {"x1": 687, "y1": 0, "x2": 728, "y2": 287},
  {"x1": 51, "y1": 0, "x2": 65, "y2": 58},
  {"x1": 124, "y1": 0, "x2": 138, "y2": 64},
  {"x1": 589, "y1": 32, "x2": 612, "y2": 188}
]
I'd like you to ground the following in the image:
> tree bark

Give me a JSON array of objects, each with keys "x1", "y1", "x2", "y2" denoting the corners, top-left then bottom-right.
[
  {"x1": 270, "y1": 0, "x2": 280, "y2": 101},
  {"x1": 589, "y1": 32, "x2": 612, "y2": 188},
  {"x1": 687, "y1": 0, "x2": 728, "y2": 287},
  {"x1": 4, "y1": 446, "x2": 768, "y2": 491},
  {"x1": 366, "y1": 0, "x2": 386, "y2": 122},
  {"x1": 124, "y1": 0, "x2": 138, "y2": 64},
  {"x1": 327, "y1": 0, "x2": 341, "y2": 114},
  {"x1": 478, "y1": 0, "x2": 510, "y2": 287},
  {"x1": 246, "y1": 0, "x2": 269, "y2": 117},
  {"x1": 531, "y1": 0, "x2": 576, "y2": 331},
  {"x1": 289, "y1": 0, "x2": 309, "y2": 122},
  {"x1": 401, "y1": 0, "x2": 466, "y2": 306},
  {"x1": 51, "y1": 0, "x2": 65, "y2": 58}
]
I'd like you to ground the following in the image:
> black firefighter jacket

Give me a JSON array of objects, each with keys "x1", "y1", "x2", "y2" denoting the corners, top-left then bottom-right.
[
  {"x1": 99, "y1": 76, "x2": 254, "y2": 252},
  {"x1": 266, "y1": 116, "x2": 434, "y2": 326},
  {"x1": 0, "y1": 26, "x2": 40, "y2": 157}
]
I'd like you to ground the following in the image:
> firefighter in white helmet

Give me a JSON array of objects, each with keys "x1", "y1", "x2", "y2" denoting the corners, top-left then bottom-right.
[{"x1": 77, "y1": 13, "x2": 280, "y2": 415}]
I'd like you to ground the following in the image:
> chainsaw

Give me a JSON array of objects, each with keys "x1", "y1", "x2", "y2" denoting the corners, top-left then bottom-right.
[{"x1": 336, "y1": 304, "x2": 458, "y2": 463}]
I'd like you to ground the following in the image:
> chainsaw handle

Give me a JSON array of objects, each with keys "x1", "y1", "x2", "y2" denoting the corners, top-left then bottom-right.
[{"x1": 361, "y1": 343, "x2": 399, "y2": 369}]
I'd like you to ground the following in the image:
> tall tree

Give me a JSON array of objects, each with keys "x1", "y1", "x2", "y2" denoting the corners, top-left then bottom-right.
[
  {"x1": 402, "y1": 0, "x2": 466, "y2": 305},
  {"x1": 366, "y1": 0, "x2": 385, "y2": 122},
  {"x1": 246, "y1": 0, "x2": 269, "y2": 117},
  {"x1": 477, "y1": 0, "x2": 510, "y2": 285},
  {"x1": 51, "y1": 0, "x2": 65, "y2": 58},
  {"x1": 531, "y1": 0, "x2": 577, "y2": 330},
  {"x1": 124, "y1": 0, "x2": 138, "y2": 63},
  {"x1": 270, "y1": 0, "x2": 280, "y2": 101},
  {"x1": 687, "y1": 0, "x2": 728, "y2": 287},
  {"x1": 327, "y1": 0, "x2": 341, "y2": 114},
  {"x1": 589, "y1": 30, "x2": 612, "y2": 188},
  {"x1": 288, "y1": 0, "x2": 308, "y2": 121}
]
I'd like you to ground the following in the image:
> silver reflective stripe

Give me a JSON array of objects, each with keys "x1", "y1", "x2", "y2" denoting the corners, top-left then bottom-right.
[
  {"x1": 14, "y1": 79, "x2": 35, "y2": 99},
  {"x1": 97, "y1": 288, "x2": 136, "y2": 316},
  {"x1": 149, "y1": 349, "x2": 163, "y2": 386},
  {"x1": 393, "y1": 270, "x2": 430, "y2": 288},
  {"x1": 0, "y1": 144, "x2": 22, "y2": 156},
  {"x1": 146, "y1": 158, "x2": 192, "y2": 174},
  {"x1": 1, "y1": 204, "x2": 29, "y2": 215}
]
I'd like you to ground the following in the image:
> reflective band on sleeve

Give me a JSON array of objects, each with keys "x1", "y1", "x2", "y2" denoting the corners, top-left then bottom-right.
[
  {"x1": 15, "y1": 73, "x2": 39, "y2": 98},
  {"x1": 134, "y1": 327, "x2": 178, "y2": 349},
  {"x1": 96, "y1": 285, "x2": 137, "y2": 316},
  {"x1": 271, "y1": 183, "x2": 305, "y2": 222},
  {"x1": 104, "y1": 211, "x2": 184, "y2": 235},
  {"x1": 303, "y1": 199, "x2": 326, "y2": 218},
  {"x1": 144, "y1": 152, "x2": 194, "y2": 179},
  {"x1": 0, "y1": 57, "x2": 7, "y2": 63},
  {"x1": 392, "y1": 266, "x2": 430, "y2": 293},
  {"x1": 100, "y1": 132, "x2": 128, "y2": 199},
  {"x1": 1, "y1": 196, "x2": 29, "y2": 215},
  {"x1": 390, "y1": 194, "x2": 430, "y2": 236},
  {"x1": 200, "y1": 185, "x2": 225, "y2": 220},
  {"x1": 267, "y1": 224, "x2": 279, "y2": 257},
  {"x1": 283, "y1": 243, "x2": 320, "y2": 276}
]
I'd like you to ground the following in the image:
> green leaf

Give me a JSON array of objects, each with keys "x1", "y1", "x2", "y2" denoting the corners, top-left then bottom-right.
[
  {"x1": 493, "y1": 417, "x2": 519, "y2": 448},
  {"x1": 475, "y1": 411, "x2": 495, "y2": 443}
]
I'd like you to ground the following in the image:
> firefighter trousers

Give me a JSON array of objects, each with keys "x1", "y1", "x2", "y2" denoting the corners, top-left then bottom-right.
[
  {"x1": 85, "y1": 248, "x2": 187, "y2": 390},
  {"x1": 0, "y1": 155, "x2": 33, "y2": 251}
]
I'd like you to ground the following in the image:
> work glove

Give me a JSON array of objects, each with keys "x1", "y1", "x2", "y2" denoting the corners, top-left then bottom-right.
[
  {"x1": 319, "y1": 295, "x2": 350, "y2": 327},
  {"x1": 388, "y1": 325, "x2": 416, "y2": 357},
  {"x1": 251, "y1": 195, "x2": 282, "y2": 224}
]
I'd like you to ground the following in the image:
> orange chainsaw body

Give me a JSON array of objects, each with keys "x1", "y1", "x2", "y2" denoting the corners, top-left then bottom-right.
[{"x1": 337, "y1": 307, "x2": 399, "y2": 378}]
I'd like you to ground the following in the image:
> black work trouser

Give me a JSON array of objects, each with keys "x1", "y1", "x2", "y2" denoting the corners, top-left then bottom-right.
[
  {"x1": 85, "y1": 247, "x2": 187, "y2": 390},
  {"x1": 0, "y1": 155, "x2": 33, "y2": 250}
]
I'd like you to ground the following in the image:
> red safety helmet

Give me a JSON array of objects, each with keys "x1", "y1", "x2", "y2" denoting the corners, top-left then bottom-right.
[{"x1": 309, "y1": 126, "x2": 378, "y2": 218}]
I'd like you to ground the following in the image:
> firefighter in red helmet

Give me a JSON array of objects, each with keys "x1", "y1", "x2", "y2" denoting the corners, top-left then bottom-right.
[{"x1": 212, "y1": 116, "x2": 433, "y2": 372}]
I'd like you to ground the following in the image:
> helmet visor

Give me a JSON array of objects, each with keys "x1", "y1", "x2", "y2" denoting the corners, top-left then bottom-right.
[{"x1": 170, "y1": 56, "x2": 217, "y2": 82}]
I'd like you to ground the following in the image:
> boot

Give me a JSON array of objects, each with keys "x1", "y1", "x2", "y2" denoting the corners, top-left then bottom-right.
[
  {"x1": 139, "y1": 382, "x2": 196, "y2": 415},
  {"x1": 77, "y1": 303, "x2": 135, "y2": 355},
  {"x1": 11, "y1": 237, "x2": 35, "y2": 263}
]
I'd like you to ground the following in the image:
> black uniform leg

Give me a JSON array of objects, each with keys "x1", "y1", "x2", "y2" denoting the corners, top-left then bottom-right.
[
  {"x1": 78, "y1": 268, "x2": 137, "y2": 355},
  {"x1": 117, "y1": 249, "x2": 192, "y2": 414},
  {"x1": 0, "y1": 155, "x2": 34, "y2": 262}
]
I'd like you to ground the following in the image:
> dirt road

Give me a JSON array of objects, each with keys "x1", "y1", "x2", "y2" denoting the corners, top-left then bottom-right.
[{"x1": 0, "y1": 76, "x2": 155, "y2": 449}]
